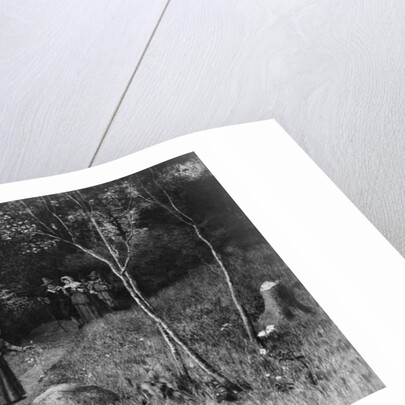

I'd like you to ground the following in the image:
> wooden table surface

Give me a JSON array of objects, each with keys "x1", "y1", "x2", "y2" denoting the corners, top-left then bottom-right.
[{"x1": 2, "y1": 1, "x2": 405, "y2": 257}]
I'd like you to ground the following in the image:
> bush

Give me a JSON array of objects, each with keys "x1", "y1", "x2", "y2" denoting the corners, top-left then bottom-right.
[{"x1": 0, "y1": 288, "x2": 50, "y2": 342}]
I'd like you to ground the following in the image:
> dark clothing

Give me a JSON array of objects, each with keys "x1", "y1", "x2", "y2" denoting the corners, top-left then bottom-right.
[
  {"x1": 88, "y1": 279, "x2": 118, "y2": 309},
  {"x1": 44, "y1": 289, "x2": 78, "y2": 320},
  {"x1": 0, "y1": 339, "x2": 25, "y2": 405},
  {"x1": 64, "y1": 285, "x2": 102, "y2": 323}
]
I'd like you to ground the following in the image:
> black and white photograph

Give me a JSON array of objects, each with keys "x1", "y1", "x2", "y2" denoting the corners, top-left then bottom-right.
[{"x1": 0, "y1": 152, "x2": 383, "y2": 405}]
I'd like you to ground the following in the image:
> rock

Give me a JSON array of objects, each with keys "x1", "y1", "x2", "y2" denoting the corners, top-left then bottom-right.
[{"x1": 32, "y1": 383, "x2": 120, "y2": 405}]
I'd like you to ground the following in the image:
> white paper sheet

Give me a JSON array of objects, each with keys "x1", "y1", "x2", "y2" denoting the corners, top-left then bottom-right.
[{"x1": 1, "y1": 120, "x2": 404, "y2": 403}]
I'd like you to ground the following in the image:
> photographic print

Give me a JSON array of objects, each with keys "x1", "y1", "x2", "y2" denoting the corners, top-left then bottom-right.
[{"x1": 0, "y1": 153, "x2": 383, "y2": 404}]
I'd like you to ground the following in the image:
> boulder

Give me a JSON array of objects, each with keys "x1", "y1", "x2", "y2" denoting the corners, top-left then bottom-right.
[{"x1": 32, "y1": 383, "x2": 120, "y2": 405}]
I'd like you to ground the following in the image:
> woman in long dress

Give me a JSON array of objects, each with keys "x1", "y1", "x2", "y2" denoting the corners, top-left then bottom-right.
[
  {"x1": 0, "y1": 330, "x2": 26, "y2": 405},
  {"x1": 61, "y1": 276, "x2": 102, "y2": 323}
]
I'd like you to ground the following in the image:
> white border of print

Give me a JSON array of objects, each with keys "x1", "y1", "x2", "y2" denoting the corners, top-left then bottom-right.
[{"x1": 1, "y1": 120, "x2": 404, "y2": 404}]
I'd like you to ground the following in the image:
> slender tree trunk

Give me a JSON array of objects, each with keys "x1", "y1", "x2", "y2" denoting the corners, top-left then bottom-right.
[
  {"x1": 149, "y1": 181, "x2": 258, "y2": 344},
  {"x1": 85, "y1": 212, "x2": 230, "y2": 383},
  {"x1": 191, "y1": 224, "x2": 258, "y2": 344},
  {"x1": 124, "y1": 269, "x2": 190, "y2": 375},
  {"x1": 158, "y1": 324, "x2": 190, "y2": 378},
  {"x1": 25, "y1": 194, "x2": 231, "y2": 384},
  {"x1": 108, "y1": 265, "x2": 230, "y2": 384}
]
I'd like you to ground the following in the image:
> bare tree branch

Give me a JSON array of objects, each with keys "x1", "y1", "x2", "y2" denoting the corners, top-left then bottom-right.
[
  {"x1": 33, "y1": 231, "x2": 112, "y2": 267},
  {"x1": 138, "y1": 185, "x2": 185, "y2": 224},
  {"x1": 40, "y1": 196, "x2": 75, "y2": 242},
  {"x1": 117, "y1": 272, "x2": 231, "y2": 384},
  {"x1": 89, "y1": 216, "x2": 124, "y2": 272},
  {"x1": 145, "y1": 176, "x2": 260, "y2": 344},
  {"x1": 73, "y1": 191, "x2": 93, "y2": 215},
  {"x1": 21, "y1": 201, "x2": 57, "y2": 235},
  {"x1": 150, "y1": 169, "x2": 193, "y2": 224},
  {"x1": 20, "y1": 181, "x2": 235, "y2": 386}
]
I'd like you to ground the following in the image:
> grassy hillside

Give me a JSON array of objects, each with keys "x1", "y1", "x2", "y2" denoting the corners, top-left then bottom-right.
[{"x1": 28, "y1": 244, "x2": 383, "y2": 404}]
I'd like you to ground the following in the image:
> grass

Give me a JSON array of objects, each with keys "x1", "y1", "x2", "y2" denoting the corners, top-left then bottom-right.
[{"x1": 28, "y1": 244, "x2": 383, "y2": 404}]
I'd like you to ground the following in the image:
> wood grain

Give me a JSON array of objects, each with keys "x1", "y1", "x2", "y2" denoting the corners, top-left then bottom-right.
[
  {"x1": 0, "y1": 0, "x2": 168, "y2": 183},
  {"x1": 93, "y1": 0, "x2": 405, "y2": 256}
]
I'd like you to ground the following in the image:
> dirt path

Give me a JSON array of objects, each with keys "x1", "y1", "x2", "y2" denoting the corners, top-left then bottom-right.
[{"x1": 6, "y1": 320, "x2": 80, "y2": 404}]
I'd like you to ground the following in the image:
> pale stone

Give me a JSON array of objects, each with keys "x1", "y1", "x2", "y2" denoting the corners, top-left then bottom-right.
[{"x1": 32, "y1": 383, "x2": 119, "y2": 405}]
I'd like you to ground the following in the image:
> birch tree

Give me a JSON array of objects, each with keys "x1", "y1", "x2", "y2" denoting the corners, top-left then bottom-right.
[
  {"x1": 0, "y1": 184, "x2": 232, "y2": 385},
  {"x1": 135, "y1": 161, "x2": 259, "y2": 345}
]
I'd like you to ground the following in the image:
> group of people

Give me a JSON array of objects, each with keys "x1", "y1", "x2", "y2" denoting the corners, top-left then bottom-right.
[
  {"x1": 41, "y1": 271, "x2": 119, "y2": 327},
  {"x1": 0, "y1": 272, "x2": 119, "y2": 405}
]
